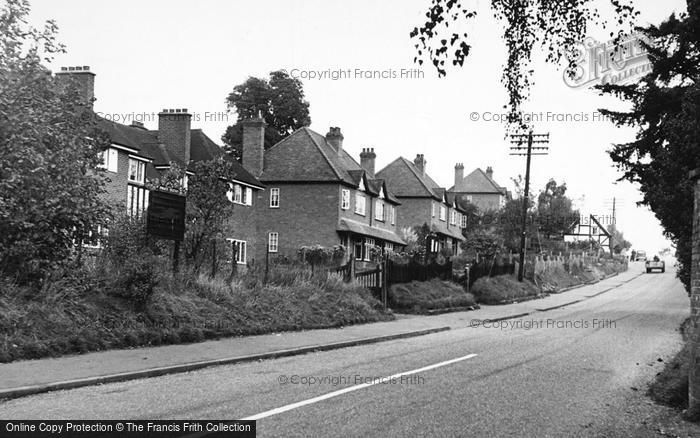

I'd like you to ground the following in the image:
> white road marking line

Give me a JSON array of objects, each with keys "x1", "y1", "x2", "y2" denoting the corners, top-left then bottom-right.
[{"x1": 242, "y1": 353, "x2": 479, "y2": 421}]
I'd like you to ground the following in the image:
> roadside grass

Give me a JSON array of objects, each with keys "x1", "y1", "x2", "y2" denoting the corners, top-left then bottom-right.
[
  {"x1": 647, "y1": 317, "x2": 692, "y2": 410},
  {"x1": 470, "y1": 274, "x2": 542, "y2": 304},
  {"x1": 0, "y1": 265, "x2": 392, "y2": 363},
  {"x1": 389, "y1": 279, "x2": 477, "y2": 314}
]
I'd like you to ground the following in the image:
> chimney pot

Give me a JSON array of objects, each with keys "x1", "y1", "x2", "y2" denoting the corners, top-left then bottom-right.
[
  {"x1": 486, "y1": 166, "x2": 494, "y2": 179},
  {"x1": 414, "y1": 153, "x2": 427, "y2": 175},
  {"x1": 326, "y1": 127, "x2": 344, "y2": 156},
  {"x1": 454, "y1": 162, "x2": 464, "y2": 189},
  {"x1": 360, "y1": 147, "x2": 377, "y2": 177}
]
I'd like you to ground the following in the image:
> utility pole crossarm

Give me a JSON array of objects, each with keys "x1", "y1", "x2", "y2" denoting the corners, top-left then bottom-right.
[{"x1": 509, "y1": 130, "x2": 550, "y2": 282}]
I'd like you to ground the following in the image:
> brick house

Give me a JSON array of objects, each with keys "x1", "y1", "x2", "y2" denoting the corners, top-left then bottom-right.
[
  {"x1": 376, "y1": 155, "x2": 467, "y2": 256},
  {"x1": 240, "y1": 119, "x2": 405, "y2": 264},
  {"x1": 56, "y1": 67, "x2": 263, "y2": 268},
  {"x1": 448, "y1": 165, "x2": 510, "y2": 212}
]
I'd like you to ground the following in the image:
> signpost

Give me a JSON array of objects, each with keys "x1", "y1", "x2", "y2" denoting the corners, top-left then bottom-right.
[{"x1": 147, "y1": 190, "x2": 186, "y2": 272}]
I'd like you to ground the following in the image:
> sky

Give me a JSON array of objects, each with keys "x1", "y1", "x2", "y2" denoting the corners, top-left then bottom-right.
[{"x1": 27, "y1": 0, "x2": 689, "y2": 256}]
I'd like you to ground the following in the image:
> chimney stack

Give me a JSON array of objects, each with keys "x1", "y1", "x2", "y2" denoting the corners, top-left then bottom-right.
[
  {"x1": 55, "y1": 66, "x2": 95, "y2": 107},
  {"x1": 414, "y1": 154, "x2": 426, "y2": 175},
  {"x1": 158, "y1": 108, "x2": 192, "y2": 165},
  {"x1": 360, "y1": 147, "x2": 377, "y2": 177},
  {"x1": 454, "y1": 163, "x2": 464, "y2": 188},
  {"x1": 242, "y1": 116, "x2": 266, "y2": 178},
  {"x1": 486, "y1": 166, "x2": 494, "y2": 179},
  {"x1": 326, "y1": 127, "x2": 344, "y2": 156}
]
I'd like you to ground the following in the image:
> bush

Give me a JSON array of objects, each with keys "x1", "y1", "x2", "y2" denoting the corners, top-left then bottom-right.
[{"x1": 107, "y1": 253, "x2": 159, "y2": 308}]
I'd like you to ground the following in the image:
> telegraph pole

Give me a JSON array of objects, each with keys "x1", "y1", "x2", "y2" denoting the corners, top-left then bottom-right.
[{"x1": 510, "y1": 130, "x2": 549, "y2": 281}]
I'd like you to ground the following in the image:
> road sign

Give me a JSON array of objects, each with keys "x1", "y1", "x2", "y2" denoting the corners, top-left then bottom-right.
[{"x1": 147, "y1": 190, "x2": 186, "y2": 241}]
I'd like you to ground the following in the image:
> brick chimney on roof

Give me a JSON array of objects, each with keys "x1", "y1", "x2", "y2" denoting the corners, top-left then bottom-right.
[
  {"x1": 414, "y1": 154, "x2": 426, "y2": 175},
  {"x1": 241, "y1": 116, "x2": 266, "y2": 178},
  {"x1": 360, "y1": 148, "x2": 376, "y2": 177},
  {"x1": 55, "y1": 65, "x2": 95, "y2": 107},
  {"x1": 486, "y1": 166, "x2": 494, "y2": 179},
  {"x1": 454, "y1": 163, "x2": 464, "y2": 189},
  {"x1": 326, "y1": 127, "x2": 344, "y2": 156},
  {"x1": 158, "y1": 108, "x2": 192, "y2": 164}
]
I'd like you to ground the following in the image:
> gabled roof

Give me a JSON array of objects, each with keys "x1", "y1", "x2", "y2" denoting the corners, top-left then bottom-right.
[
  {"x1": 261, "y1": 127, "x2": 400, "y2": 203},
  {"x1": 375, "y1": 157, "x2": 442, "y2": 200},
  {"x1": 261, "y1": 127, "x2": 361, "y2": 184},
  {"x1": 449, "y1": 168, "x2": 507, "y2": 195}
]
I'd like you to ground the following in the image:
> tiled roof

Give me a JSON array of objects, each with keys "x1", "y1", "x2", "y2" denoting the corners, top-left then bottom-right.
[
  {"x1": 449, "y1": 168, "x2": 506, "y2": 195},
  {"x1": 99, "y1": 119, "x2": 262, "y2": 188},
  {"x1": 375, "y1": 157, "x2": 442, "y2": 200},
  {"x1": 261, "y1": 127, "x2": 399, "y2": 202},
  {"x1": 338, "y1": 218, "x2": 406, "y2": 245}
]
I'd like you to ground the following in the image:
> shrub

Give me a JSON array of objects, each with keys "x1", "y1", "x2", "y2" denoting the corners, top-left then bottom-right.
[{"x1": 106, "y1": 251, "x2": 159, "y2": 308}]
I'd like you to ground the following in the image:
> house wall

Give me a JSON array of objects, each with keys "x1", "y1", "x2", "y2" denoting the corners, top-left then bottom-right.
[
  {"x1": 253, "y1": 183, "x2": 341, "y2": 261},
  {"x1": 102, "y1": 150, "x2": 130, "y2": 212},
  {"x1": 454, "y1": 192, "x2": 502, "y2": 212},
  {"x1": 222, "y1": 189, "x2": 260, "y2": 270}
]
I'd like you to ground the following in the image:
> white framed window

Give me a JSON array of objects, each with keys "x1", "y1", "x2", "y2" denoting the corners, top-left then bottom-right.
[
  {"x1": 268, "y1": 232, "x2": 279, "y2": 252},
  {"x1": 99, "y1": 148, "x2": 119, "y2": 173},
  {"x1": 439, "y1": 205, "x2": 446, "y2": 221},
  {"x1": 431, "y1": 202, "x2": 436, "y2": 217},
  {"x1": 128, "y1": 158, "x2": 145, "y2": 184},
  {"x1": 233, "y1": 185, "x2": 242, "y2": 203},
  {"x1": 228, "y1": 239, "x2": 247, "y2": 264},
  {"x1": 341, "y1": 189, "x2": 350, "y2": 210},
  {"x1": 450, "y1": 210, "x2": 457, "y2": 225},
  {"x1": 461, "y1": 214, "x2": 468, "y2": 228},
  {"x1": 499, "y1": 195, "x2": 506, "y2": 207},
  {"x1": 375, "y1": 200, "x2": 384, "y2": 221},
  {"x1": 466, "y1": 195, "x2": 473, "y2": 202},
  {"x1": 355, "y1": 193, "x2": 366, "y2": 216},
  {"x1": 245, "y1": 187, "x2": 253, "y2": 206},
  {"x1": 354, "y1": 240, "x2": 363, "y2": 260},
  {"x1": 270, "y1": 188, "x2": 280, "y2": 208},
  {"x1": 385, "y1": 242, "x2": 394, "y2": 253},
  {"x1": 364, "y1": 238, "x2": 375, "y2": 261},
  {"x1": 390, "y1": 206, "x2": 396, "y2": 225},
  {"x1": 127, "y1": 185, "x2": 148, "y2": 218}
]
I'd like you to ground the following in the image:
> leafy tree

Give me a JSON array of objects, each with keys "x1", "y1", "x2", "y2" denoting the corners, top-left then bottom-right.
[
  {"x1": 598, "y1": 2, "x2": 699, "y2": 292},
  {"x1": 461, "y1": 230, "x2": 503, "y2": 261},
  {"x1": 598, "y1": 1, "x2": 699, "y2": 418},
  {"x1": 0, "y1": 0, "x2": 110, "y2": 283},
  {"x1": 607, "y1": 224, "x2": 632, "y2": 254},
  {"x1": 410, "y1": 0, "x2": 638, "y2": 122},
  {"x1": 222, "y1": 70, "x2": 311, "y2": 160},
  {"x1": 184, "y1": 159, "x2": 238, "y2": 270},
  {"x1": 536, "y1": 179, "x2": 580, "y2": 239}
]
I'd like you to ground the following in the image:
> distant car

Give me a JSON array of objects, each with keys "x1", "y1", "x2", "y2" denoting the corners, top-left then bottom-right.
[
  {"x1": 635, "y1": 250, "x2": 647, "y2": 261},
  {"x1": 646, "y1": 257, "x2": 665, "y2": 273}
]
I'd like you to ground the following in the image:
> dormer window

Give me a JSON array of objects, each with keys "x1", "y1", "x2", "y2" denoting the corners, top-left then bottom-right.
[
  {"x1": 450, "y1": 210, "x2": 457, "y2": 225},
  {"x1": 390, "y1": 206, "x2": 396, "y2": 225},
  {"x1": 432, "y1": 202, "x2": 436, "y2": 217},
  {"x1": 461, "y1": 214, "x2": 468, "y2": 228},
  {"x1": 439, "y1": 205, "x2": 446, "y2": 221}
]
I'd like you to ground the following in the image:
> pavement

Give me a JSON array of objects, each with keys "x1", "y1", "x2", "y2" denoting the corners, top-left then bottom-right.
[{"x1": 0, "y1": 266, "x2": 642, "y2": 401}]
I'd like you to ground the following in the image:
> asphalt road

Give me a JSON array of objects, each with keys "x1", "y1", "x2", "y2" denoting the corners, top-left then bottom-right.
[{"x1": 0, "y1": 263, "x2": 690, "y2": 437}]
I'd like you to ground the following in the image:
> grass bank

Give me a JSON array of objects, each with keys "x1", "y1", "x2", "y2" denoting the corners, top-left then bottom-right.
[
  {"x1": 0, "y1": 266, "x2": 392, "y2": 363},
  {"x1": 388, "y1": 279, "x2": 477, "y2": 314},
  {"x1": 647, "y1": 317, "x2": 692, "y2": 411},
  {"x1": 470, "y1": 275, "x2": 543, "y2": 304}
]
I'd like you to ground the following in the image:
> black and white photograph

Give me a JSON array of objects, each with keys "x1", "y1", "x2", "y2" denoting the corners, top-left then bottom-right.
[{"x1": 0, "y1": 0, "x2": 699, "y2": 436}]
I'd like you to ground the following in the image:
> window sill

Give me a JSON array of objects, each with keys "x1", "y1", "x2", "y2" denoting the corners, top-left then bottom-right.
[{"x1": 354, "y1": 212, "x2": 366, "y2": 217}]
